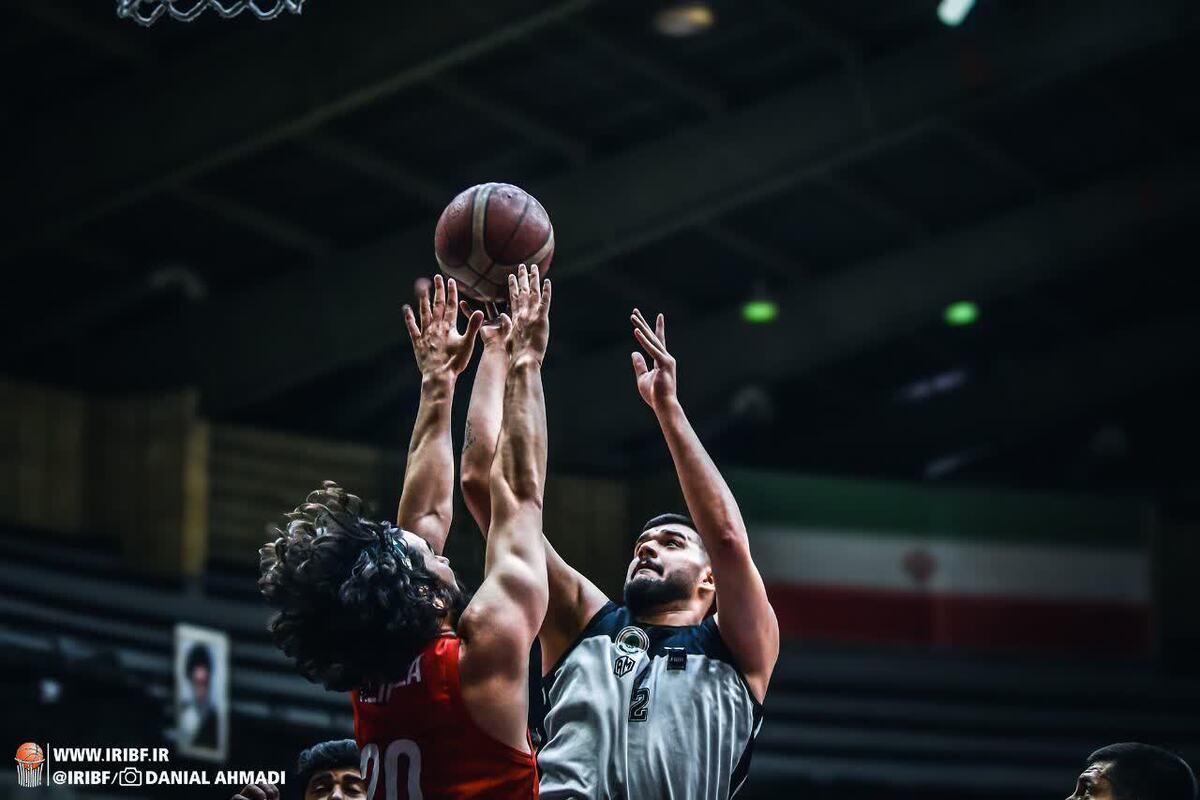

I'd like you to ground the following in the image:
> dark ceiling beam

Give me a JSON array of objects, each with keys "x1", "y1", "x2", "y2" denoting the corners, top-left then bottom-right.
[
  {"x1": 702, "y1": 224, "x2": 808, "y2": 281},
  {"x1": 756, "y1": 0, "x2": 875, "y2": 128},
  {"x1": 15, "y1": 0, "x2": 594, "y2": 249},
  {"x1": 14, "y1": 0, "x2": 152, "y2": 64},
  {"x1": 565, "y1": 21, "x2": 724, "y2": 117},
  {"x1": 172, "y1": 187, "x2": 334, "y2": 258},
  {"x1": 819, "y1": 174, "x2": 931, "y2": 244},
  {"x1": 88, "y1": 0, "x2": 1193, "y2": 413},
  {"x1": 541, "y1": 0, "x2": 1195, "y2": 283},
  {"x1": 543, "y1": 155, "x2": 1200, "y2": 453},
  {"x1": 432, "y1": 77, "x2": 590, "y2": 165},
  {"x1": 297, "y1": 133, "x2": 448, "y2": 210},
  {"x1": 939, "y1": 119, "x2": 1049, "y2": 196}
]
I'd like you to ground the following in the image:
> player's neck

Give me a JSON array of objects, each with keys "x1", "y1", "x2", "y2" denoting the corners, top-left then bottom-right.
[{"x1": 633, "y1": 602, "x2": 705, "y2": 628}]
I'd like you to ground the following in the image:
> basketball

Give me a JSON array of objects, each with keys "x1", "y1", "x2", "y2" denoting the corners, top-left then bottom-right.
[
  {"x1": 434, "y1": 182, "x2": 555, "y2": 303},
  {"x1": 16, "y1": 742, "x2": 44, "y2": 769}
]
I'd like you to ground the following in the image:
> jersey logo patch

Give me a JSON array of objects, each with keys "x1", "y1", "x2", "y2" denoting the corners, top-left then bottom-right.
[
  {"x1": 613, "y1": 655, "x2": 636, "y2": 677},
  {"x1": 614, "y1": 625, "x2": 650, "y2": 655}
]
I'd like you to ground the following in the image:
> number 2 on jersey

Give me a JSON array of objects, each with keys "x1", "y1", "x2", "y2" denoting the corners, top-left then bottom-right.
[
  {"x1": 361, "y1": 740, "x2": 423, "y2": 800},
  {"x1": 629, "y1": 687, "x2": 651, "y2": 721}
]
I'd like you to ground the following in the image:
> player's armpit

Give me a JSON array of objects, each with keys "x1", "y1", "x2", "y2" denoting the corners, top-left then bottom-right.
[
  {"x1": 460, "y1": 547, "x2": 548, "y2": 673},
  {"x1": 538, "y1": 537, "x2": 611, "y2": 673}
]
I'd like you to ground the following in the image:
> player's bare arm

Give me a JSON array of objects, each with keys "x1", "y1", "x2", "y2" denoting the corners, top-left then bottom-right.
[
  {"x1": 459, "y1": 289, "x2": 609, "y2": 673},
  {"x1": 396, "y1": 274, "x2": 484, "y2": 554},
  {"x1": 457, "y1": 264, "x2": 553, "y2": 751},
  {"x1": 630, "y1": 308, "x2": 780, "y2": 703},
  {"x1": 459, "y1": 308, "x2": 511, "y2": 533}
]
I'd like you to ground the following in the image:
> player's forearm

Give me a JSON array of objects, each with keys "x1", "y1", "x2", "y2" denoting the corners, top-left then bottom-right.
[
  {"x1": 396, "y1": 373, "x2": 456, "y2": 552},
  {"x1": 655, "y1": 398, "x2": 748, "y2": 549},
  {"x1": 491, "y1": 357, "x2": 548, "y2": 507},
  {"x1": 460, "y1": 344, "x2": 507, "y2": 535}
]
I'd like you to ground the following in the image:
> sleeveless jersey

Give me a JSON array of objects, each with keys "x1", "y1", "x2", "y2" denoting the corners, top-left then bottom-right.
[
  {"x1": 537, "y1": 603, "x2": 762, "y2": 800},
  {"x1": 352, "y1": 634, "x2": 538, "y2": 800}
]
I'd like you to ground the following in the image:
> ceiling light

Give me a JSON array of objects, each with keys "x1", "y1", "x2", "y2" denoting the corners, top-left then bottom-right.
[
  {"x1": 654, "y1": 3, "x2": 715, "y2": 37},
  {"x1": 943, "y1": 301, "x2": 979, "y2": 327},
  {"x1": 742, "y1": 299, "x2": 778, "y2": 324},
  {"x1": 937, "y1": 0, "x2": 976, "y2": 27}
]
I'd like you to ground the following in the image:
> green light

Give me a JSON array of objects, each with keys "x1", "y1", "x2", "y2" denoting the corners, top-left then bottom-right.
[
  {"x1": 944, "y1": 301, "x2": 979, "y2": 326},
  {"x1": 742, "y1": 300, "x2": 778, "y2": 324}
]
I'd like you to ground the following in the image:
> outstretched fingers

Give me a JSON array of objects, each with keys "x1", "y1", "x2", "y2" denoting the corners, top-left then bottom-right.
[
  {"x1": 633, "y1": 327, "x2": 668, "y2": 365},
  {"x1": 445, "y1": 277, "x2": 459, "y2": 324},
  {"x1": 508, "y1": 272, "x2": 520, "y2": 310},
  {"x1": 631, "y1": 309, "x2": 669, "y2": 361},
  {"x1": 419, "y1": 282, "x2": 432, "y2": 330},
  {"x1": 403, "y1": 304, "x2": 421, "y2": 345},
  {"x1": 529, "y1": 264, "x2": 541, "y2": 304},
  {"x1": 463, "y1": 309, "x2": 485, "y2": 343},
  {"x1": 433, "y1": 273, "x2": 446, "y2": 314}
]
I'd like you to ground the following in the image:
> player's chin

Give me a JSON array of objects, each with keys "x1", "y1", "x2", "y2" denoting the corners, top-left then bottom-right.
[
  {"x1": 434, "y1": 565, "x2": 458, "y2": 592},
  {"x1": 624, "y1": 571, "x2": 663, "y2": 591}
]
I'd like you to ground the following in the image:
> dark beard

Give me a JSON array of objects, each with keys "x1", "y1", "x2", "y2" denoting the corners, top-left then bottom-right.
[{"x1": 624, "y1": 572, "x2": 692, "y2": 616}]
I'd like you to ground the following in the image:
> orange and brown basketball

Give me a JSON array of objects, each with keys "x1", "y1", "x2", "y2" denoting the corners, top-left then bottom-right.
[
  {"x1": 16, "y1": 742, "x2": 44, "y2": 769},
  {"x1": 434, "y1": 182, "x2": 555, "y2": 303}
]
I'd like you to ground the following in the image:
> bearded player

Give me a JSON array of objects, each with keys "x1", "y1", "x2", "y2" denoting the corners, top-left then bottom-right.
[
  {"x1": 460, "y1": 306, "x2": 779, "y2": 798},
  {"x1": 260, "y1": 267, "x2": 552, "y2": 799}
]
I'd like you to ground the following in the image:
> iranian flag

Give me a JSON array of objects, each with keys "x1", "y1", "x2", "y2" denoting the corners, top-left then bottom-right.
[{"x1": 732, "y1": 471, "x2": 1153, "y2": 655}]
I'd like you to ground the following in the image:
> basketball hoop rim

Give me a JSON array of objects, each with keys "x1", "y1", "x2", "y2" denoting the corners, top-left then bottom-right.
[{"x1": 116, "y1": 0, "x2": 305, "y2": 25}]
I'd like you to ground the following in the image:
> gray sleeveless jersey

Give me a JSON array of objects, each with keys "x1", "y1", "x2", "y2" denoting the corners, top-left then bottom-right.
[{"x1": 537, "y1": 603, "x2": 762, "y2": 800}]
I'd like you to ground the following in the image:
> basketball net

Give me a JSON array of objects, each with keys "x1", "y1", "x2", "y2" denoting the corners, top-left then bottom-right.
[{"x1": 117, "y1": 0, "x2": 304, "y2": 25}]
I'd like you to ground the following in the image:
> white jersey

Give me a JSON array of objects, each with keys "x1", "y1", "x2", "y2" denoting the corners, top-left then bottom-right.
[{"x1": 538, "y1": 602, "x2": 762, "y2": 800}]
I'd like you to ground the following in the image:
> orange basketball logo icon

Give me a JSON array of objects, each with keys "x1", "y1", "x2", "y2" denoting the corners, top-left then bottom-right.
[{"x1": 14, "y1": 742, "x2": 46, "y2": 788}]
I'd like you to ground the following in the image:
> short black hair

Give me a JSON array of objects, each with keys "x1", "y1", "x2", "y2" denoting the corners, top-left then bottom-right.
[
  {"x1": 642, "y1": 513, "x2": 698, "y2": 536},
  {"x1": 296, "y1": 739, "x2": 359, "y2": 793},
  {"x1": 1088, "y1": 742, "x2": 1197, "y2": 800},
  {"x1": 259, "y1": 481, "x2": 463, "y2": 692},
  {"x1": 184, "y1": 643, "x2": 212, "y2": 674}
]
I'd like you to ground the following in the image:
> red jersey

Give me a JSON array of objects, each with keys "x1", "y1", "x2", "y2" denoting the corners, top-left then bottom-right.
[{"x1": 352, "y1": 633, "x2": 538, "y2": 800}]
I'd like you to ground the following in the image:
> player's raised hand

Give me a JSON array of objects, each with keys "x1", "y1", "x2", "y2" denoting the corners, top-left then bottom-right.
[
  {"x1": 404, "y1": 274, "x2": 485, "y2": 379},
  {"x1": 630, "y1": 308, "x2": 678, "y2": 411},
  {"x1": 460, "y1": 299, "x2": 512, "y2": 352},
  {"x1": 500, "y1": 263, "x2": 551, "y2": 366},
  {"x1": 230, "y1": 782, "x2": 278, "y2": 800}
]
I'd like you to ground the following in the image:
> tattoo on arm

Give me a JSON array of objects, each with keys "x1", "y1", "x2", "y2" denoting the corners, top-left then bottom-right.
[{"x1": 463, "y1": 420, "x2": 477, "y2": 455}]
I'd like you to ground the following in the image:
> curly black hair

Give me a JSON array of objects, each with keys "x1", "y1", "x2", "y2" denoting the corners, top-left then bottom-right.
[{"x1": 258, "y1": 481, "x2": 463, "y2": 692}]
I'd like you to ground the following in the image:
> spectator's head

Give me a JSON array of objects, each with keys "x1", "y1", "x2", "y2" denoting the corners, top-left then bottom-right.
[
  {"x1": 184, "y1": 643, "x2": 212, "y2": 705},
  {"x1": 297, "y1": 739, "x2": 364, "y2": 800},
  {"x1": 259, "y1": 482, "x2": 468, "y2": 692},
  {"x1": 1067, "y1": 743, "x2": 1197, "y2": 800}
]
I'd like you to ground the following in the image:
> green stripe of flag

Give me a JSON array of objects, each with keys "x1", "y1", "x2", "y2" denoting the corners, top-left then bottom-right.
[{"x1": 729, "y1": 470, "x2": 1148, "y2": 547}]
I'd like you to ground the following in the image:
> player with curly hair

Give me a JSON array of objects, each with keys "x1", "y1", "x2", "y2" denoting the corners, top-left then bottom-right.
[{"x1": 260, "y1": 267, "x2": 552, "y2": 799}]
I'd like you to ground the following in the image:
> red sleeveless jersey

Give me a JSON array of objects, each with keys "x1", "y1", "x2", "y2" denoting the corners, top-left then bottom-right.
[{"x1": 352, "y1": 634, "x2": 538, "y2": 800}]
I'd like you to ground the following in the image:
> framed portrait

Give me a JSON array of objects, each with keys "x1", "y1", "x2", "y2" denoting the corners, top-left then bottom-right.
[{"x1": 174, "y1": 623, "x2": 229, "y2": 762}]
